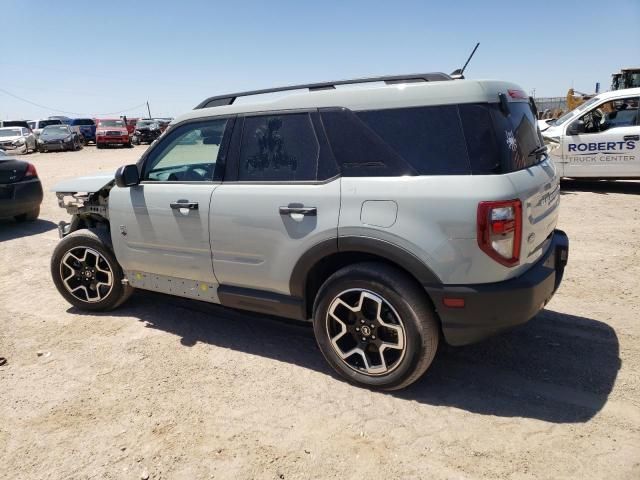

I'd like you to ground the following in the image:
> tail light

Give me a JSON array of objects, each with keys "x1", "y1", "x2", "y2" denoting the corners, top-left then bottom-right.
[
  {"x1": 23, "y1": 163, "x2": 38, "y2": 179},
  {"x1": 477, "y1": 199, "x2": 522, "y2": 267}
]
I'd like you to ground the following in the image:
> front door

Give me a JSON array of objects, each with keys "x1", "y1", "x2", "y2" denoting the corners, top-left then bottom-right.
[
  {"x1": 562, "y1": 96, "x2": 640, "y2": 178},
  {"x1": 109, "y1": 117, "x2": 232, "y2": 294},
  {"x1": 210, "y1": 112, "x2": 340, "y2": 297}
]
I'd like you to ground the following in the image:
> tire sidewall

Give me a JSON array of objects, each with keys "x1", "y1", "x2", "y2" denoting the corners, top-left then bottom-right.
[{"x1": 313, "y1": 269, "x2": 434, "y2": 390}]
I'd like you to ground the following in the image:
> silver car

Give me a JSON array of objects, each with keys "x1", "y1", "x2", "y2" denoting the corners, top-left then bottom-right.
[
  {"x1": 27, "y1": 118, "x2": 63, "y2": 138},
  {"x1": 0, "y1": 127, "x2": 37, "y2": 154},
  {"x1": 50, "y1": 73, "x2": 569, "y2": 390}
]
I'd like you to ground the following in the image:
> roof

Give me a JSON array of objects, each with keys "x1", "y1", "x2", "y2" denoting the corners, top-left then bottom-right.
[
  {"x1": 175, "y1": 78, "x2": 524, "y2": 125},
  {"x1": 594, "y1": 87, "x2": 640, "y2": 101}
]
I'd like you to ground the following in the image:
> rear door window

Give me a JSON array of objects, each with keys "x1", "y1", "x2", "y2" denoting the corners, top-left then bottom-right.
[{"x1": 238, "y1": 113, "x2": 319, "y2": 181}]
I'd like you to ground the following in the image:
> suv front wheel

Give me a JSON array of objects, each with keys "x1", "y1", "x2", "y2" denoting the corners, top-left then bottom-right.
[
  {"x1": 51, "y1": 230, "x2": 133, "y2": 311},
  {"x1": 313, "y1": 262, "x2": 439, "y2": 390}
]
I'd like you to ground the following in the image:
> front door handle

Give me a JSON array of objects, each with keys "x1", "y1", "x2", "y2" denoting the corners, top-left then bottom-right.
[
  {"x1": 170, "y1": 201, "x2": 199, "y2": 210},
  {"x1": 623, "y1": 135, "x2": 639, "y2": 141},
  {"x1": 279, "y1": 206, "x2": 317, "y2": 216}
]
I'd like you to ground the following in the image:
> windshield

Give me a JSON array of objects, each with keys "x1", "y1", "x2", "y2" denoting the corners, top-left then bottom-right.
[
  {"x1": 554, "y1": 96, "x2": 601, "y2": 126},
  {"x1": 39, "y1": 120, "x2": 62, "y2": 128},
  {"x1": 137, "y1": 120, "x2": 157, "y2": 127},
  {"x1": 0, "y1": 128, "x2": 22, "y2": 137},
  {"x1": 42, "y1": 126, "x2": 70, "y2": 135},
  {"x1": 98, "y1": 120, "x2": 125, "y2": 128}
]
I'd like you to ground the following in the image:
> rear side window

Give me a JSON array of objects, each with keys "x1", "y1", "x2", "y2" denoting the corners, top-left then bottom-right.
[
  {"x1": 72, "y1": 118, "x2": 95, "y2": 126},
  {"x1": 238, "y1": 113, "x2": 319, "y2": 181},
  {"x1": 356, "y1": 105, "x2": 470, "y2": 175},
  {"x1": 320, "y1": 108, "x2": 415, "y2": 177}
]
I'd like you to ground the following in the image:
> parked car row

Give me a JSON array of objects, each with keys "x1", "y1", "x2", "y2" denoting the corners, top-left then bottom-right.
[{"x1": 0, "y1": 115, "x2": 173, "y2": 153}]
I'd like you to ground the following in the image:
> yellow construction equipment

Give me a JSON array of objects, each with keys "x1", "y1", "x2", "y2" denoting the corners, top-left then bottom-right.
[{"x1": 611, "y1": 67, "x2": 640, "y2": 90}]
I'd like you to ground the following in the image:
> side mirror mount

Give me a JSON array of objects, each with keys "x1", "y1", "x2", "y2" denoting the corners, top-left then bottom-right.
[
  {"x1": 115, "y1": 164, "x2": 140, "y2": 188},
  {"x1": 567, "y1": 119, "x2": 585, "y2": 136}
]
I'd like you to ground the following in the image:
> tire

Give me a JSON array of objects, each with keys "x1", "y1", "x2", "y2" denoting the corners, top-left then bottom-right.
[
  {"x1": 14, "y1": 207, "x2": 39, "y2": 222},
  {"x1": 96, "y1": 143, "x2": 103, "y2": 149},
  {"x1": 51, "y1": 230, "x2": 134, "y2": 311},
  {"x1": 312, "y1": 262, "x2": 439, "y2": 391}
]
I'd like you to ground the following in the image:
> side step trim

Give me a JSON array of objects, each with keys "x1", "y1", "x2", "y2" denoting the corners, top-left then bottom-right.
[{"x1": 217, "y1": 285, "x2": 307, "y2": 321}]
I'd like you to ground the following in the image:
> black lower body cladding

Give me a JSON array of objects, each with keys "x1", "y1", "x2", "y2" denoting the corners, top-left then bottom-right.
[{"x1": 427, "y1": 230, "x2": 569, "y2": 346}]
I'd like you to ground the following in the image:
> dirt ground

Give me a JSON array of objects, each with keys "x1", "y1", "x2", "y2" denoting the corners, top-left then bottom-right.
[{"x1": 1, "y1": 145, "x2": 639, "y2": 480}]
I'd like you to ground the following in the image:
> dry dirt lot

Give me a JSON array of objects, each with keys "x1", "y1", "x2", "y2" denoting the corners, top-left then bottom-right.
[{"x1": 1, "y1": 146, "x2": 639, "y2": 479}]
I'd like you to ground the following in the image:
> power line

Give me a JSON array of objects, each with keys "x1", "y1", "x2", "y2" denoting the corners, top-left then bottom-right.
[{"x1": 0, "y1": 87, "x2": 148, "y2": 117}]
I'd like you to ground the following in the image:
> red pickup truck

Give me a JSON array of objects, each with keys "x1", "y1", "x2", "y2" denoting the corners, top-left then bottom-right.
[{"x1": 95, "y1": 119, "x2": 132, "y2": 149}]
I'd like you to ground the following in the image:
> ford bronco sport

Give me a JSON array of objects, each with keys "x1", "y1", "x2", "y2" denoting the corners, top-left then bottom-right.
[{"x1": 51, "y1": 73, "x2": 569, "y2": 390}]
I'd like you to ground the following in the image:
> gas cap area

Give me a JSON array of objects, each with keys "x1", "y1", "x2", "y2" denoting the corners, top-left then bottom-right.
[{"x1": 360, "y1": 200, "x2": 398, "y2": 228}]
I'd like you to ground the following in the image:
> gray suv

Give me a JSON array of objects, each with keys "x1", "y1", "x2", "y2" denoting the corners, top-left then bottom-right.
[{"x1": 51, "y1": 73, "x2": 569, "y2": 390}]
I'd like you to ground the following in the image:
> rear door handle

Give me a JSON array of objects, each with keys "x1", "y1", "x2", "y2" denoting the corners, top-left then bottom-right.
[
  {"x1": 170, "y1": 201, "x2": 199, "y2": 210},
  {"x1": 279, "y1": 206, "x2": 317, "y2": 216},
  {"x1": 623, "y1": 135, "x2": 639, "y2": 141}
]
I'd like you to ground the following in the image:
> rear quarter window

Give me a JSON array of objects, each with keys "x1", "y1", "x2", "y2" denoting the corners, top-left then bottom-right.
[{"x1": 356, "y1": 105, "x2": 471, "y2": 175}]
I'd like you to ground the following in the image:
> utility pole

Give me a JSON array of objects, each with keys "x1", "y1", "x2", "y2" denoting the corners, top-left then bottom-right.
[{"x1": 146, "y1": 101, "x2": 152, "y2": 119}]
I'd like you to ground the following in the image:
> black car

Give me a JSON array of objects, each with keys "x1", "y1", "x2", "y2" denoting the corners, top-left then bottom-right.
[
  {"x1": 38, "y1": 125, "x2": 83, "y2": 152},
  {"x1": 132, "y1": 119, "x2": 162, "y2": 145},
  {"x1": 0, "y1": 151, "x2": 43, "y2": 221}
]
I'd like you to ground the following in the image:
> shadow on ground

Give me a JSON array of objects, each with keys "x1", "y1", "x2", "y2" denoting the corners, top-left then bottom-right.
[
  {"x1": 561, "y1": 179, "x2": 640, "y2": 195},
  {"x1": 71, "y1": 291, "x2": 620, "y2": 424},
  {"x1": 0, "y1": 218, "x2": 58, "y2": 242}
]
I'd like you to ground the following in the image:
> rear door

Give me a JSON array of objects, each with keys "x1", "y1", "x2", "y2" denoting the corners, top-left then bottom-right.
[
  {"x1": 210, "y1": 111, "x2": 340, "y2": 297},
  {"x1": 562, "y1": 96, "x2": 640, "y2": 178},
  {"x1": 109, "y1": 117, "x2": 233, "y2": 292}
]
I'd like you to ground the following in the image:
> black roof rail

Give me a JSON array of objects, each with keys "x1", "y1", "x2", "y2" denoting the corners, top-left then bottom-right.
[{"x1": 194, "y1": 72, "x2": 453, "y2": 109}]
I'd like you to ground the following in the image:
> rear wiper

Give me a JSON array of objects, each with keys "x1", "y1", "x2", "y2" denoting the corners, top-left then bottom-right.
[{"x1": 529, "y1": 145, "x2": 548, "y2": 158}]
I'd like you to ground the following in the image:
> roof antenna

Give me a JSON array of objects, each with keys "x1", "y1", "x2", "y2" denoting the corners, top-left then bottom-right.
[{"x1": 450, "y1": 42, "x2": 480, "y2": 80}]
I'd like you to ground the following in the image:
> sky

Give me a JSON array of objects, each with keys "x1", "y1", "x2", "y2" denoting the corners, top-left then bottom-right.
[{"x1": 1, "y1": 0, "x2": 638, "y2": 120}]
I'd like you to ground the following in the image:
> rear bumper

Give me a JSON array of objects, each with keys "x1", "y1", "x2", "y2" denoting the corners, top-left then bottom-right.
[
  {"x1": 0, "y1": 179, "x2": 43, "y2": 218},
  {"x1": 426, "y1": 229, "x2": 569, "y2": 346}
]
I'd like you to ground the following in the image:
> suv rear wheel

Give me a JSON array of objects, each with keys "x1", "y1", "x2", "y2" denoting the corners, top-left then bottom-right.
[
  {"x1": 312, "y1": 262, "x2": 439, "y2": 390},
  {"x1": 51, "y1": 230, "x2": 133, "y2": 311}
]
